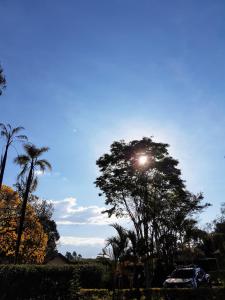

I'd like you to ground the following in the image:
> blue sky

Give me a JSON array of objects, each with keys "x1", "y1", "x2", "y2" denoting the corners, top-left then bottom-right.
[{"x1": 1, "y1": 0, "x2": 225, "y2": 257}]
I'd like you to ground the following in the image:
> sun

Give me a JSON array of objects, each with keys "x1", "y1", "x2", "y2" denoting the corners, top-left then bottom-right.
[{"x1": 138, "y1": 155, "x2": 148, "y2": 166}]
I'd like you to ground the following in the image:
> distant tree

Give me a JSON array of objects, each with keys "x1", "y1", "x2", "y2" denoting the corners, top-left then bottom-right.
[
  {"x1": 65, "y1": 251, "x2": 74, "y2": 261},
  {"x1": 14, "y1": 144, "x2": 51, "y2": 263},
  {"x1": 96, "y1": 138, "x2": 209, "y2": 287},
  {"x1": 72, "y1": 251, "x2": 77, "y2": 260},
  {"x1": 0, "y1": 124, "x2": 27, "y2": 189},
  {"x1": 0, "y1": 65, "x2": 6, "y2": 95},
  {"x1": 65, "y1": 251, "x2": 82, "y2": 262}
]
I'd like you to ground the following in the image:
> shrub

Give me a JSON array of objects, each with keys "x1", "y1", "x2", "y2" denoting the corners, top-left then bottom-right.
[
  {"x1": 80, "y1": 288, "x2": 225, "y2": 300},
  {"x1": 0, "y1": 264, "x2": 106, "y2": 299}
]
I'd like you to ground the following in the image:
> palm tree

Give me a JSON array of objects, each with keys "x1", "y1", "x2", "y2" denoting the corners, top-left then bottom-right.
[
  {"x1": 106, "y1": 223, "x2": 128, "y2": 268},
  {"x1": 0, "y1": 123, "x2": 27, "y2": 189},
  {"x1": 14, "y1": 144, "x2": 51, "y2": 263}
]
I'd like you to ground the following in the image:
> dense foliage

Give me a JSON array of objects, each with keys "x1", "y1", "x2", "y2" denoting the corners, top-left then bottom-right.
[
  {"x1": 32, "y1": 198, "x2": 60, "y2": 261},
  {"x1": 0, "y1": 185, "x2": 48, "y2": 263},
  {"x1": 0, "y1": 264, "x2": 107, "y2": 299},
  {"x1": 80, "y1": 288, "x2": 225, "y2": 300},
  {"x1": 96, "y1": 138, "x2": 209, "y2": 286},
  {"x1": 0, "y1": 265, "x2": 224, "y2": 299}
]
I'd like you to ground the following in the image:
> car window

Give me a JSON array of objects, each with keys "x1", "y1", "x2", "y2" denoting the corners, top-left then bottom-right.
[
  {"x1": 197, "y1": 270, "x2": 205, "y2": 278},
  {"x1": 171, "y1": 269, "x2": 194, "y2": 278}
]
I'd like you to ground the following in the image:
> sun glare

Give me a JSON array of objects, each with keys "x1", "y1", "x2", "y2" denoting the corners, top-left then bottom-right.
[{"x1": 138, "y1": 155, "x2": 148, "y2": 166}]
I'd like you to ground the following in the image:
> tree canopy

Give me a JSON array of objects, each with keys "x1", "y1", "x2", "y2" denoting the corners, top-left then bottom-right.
[
  {"x1": 96, "y1": 137, "x2": 209, "y2": 286},
  {"x1": 0, "y1": 185, "x2": 48, "y2": 263}
]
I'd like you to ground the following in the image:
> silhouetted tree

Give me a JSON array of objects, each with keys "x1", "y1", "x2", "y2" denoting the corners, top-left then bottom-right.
[
  {"x1": 65, "y1": 251, "x2": 74, "y2": 261},
  {"x1": 106, "y1": 224, "x2": 128, "y2": 268},
  {"x1": 65, "y1": 251, "x2": 82, "y2": 262},
  {"x1": 96, "y1": 137, "x2": 209, "y2": 287},
  {"x1": 0, "y1": 124, "x2": 27, "y2": 189},
  {"x1": 0, "y1": 65, "x2": 6, "y2": 95},
  {"x1": 14, "y1": 144, "x2": 51, "y2": 263}
]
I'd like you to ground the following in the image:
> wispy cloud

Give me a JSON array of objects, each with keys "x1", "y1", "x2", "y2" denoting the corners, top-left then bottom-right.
[
  {"x1": 34, "y1": 170, "x2": 68, "y2": 182},
  {"x1": 59, "y1": 236, "x2": 105, "y2": 247}
]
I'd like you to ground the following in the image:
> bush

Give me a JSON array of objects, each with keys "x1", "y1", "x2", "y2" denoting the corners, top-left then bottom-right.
[
  {"x1": 0, "y1": 265, "x2": 72, "y2": 299},
  {"x1": 79, "y1": 264, "x2": 105, "y2": 288},
  {"x1": 210, "y1": 270, "x2": 225, "y2": 286},
  {"x1": 0, "y1": 264, "x2": 106, "y2": 299},
  {"x1": 80, "y1": 288, "x2": 225, "y2": 300},
  {"x1": 0, "y1": 266, "x2": 224, "y2": 300}
]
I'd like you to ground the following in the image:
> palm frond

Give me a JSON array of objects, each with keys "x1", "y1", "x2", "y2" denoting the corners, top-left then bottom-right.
[
  {"x1": 14, "y1": 155, "x2": 30, "y2": 166},
  {"x1": 37, "y1": 147, "x2": 50, "y2": 156},
  {"x1": 111, "y1": 223, "x2": 127, "y2": 238},
  {"x1": 15, "y1": 135, "x2": 28, "y2": 141},
  {"x1": 23, "y1": 144, "x2": 39, "y2": 158},
  {"x1": 0, "y1": 123, "x2": 7, "y2": 133},
  {"x1": 106, "y1": 236, "x2": 119, "y2": 247},
  {"x1": 36, "y1": 159, "x2": 52, "y2": 171},
  {"x1": 12, "y1": 126, "x2": 24, "y2": 135},
  {"x1": 23, "y1": 144, "x2": 50, "y2": 159},
  {"x1": 0, "y1": 130, "x2": 7, "y2": 138},
  {"x1": 6, "y1": 124, "x2": 11, "y2": 131}
]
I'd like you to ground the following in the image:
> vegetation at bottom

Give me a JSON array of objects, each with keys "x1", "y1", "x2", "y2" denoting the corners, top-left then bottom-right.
[
  {"x1": 0, "y1": 264, "x2": 107, "y2": 299},
  {"x1": 80, "y1": 288, "x2": 225, "y2": 300},
  {"x1": 0, "y1": 265, "x2": 225, "y2": 299}
]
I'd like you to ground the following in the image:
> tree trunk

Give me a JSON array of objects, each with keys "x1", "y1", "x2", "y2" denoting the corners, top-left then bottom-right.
[
  {"x1": 15, "y1": 165, "x2": 33, "y2": 264},
  {"x1": 0, "y1": 144, "x2": 9, "y2": 190},
  {"x1": 144, "y1": 258, "x2": 151, "y2": 288}
]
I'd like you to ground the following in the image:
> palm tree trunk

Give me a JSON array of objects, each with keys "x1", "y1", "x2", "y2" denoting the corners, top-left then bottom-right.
[
  {"x1": 15, "y1": 166, "x2": 33, "y2": 264},
  {"x1": 0, "y1": 144, "x2": 9, "y2": 190}
]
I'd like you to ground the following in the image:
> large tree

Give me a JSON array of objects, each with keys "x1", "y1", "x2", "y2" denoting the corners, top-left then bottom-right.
[
  {"x1": 95, "y1": 137, "x2": 209, "y2": 287},
  {"x1": 0, "y1": 123, "x2": 27, "y2": 190},
  {"x1": 14, "y1": 144, "x2": 51, "y2": 263},
  {"x1": 0, "y1": 185, "x2": 47, "y2": 263}
]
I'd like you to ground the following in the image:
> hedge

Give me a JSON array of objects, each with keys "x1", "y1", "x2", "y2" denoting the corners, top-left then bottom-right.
[
  {"x1": 0, "y1": 265, "x2": 225, "y2": 299},
  {"x1": 80, "y1": 288, "x2": 225, "y2": 300},
  {"x1": 210, "y1": 270, "x2": 225, "y2": 286},
  {"x1": 0, "y1": 264, "x2": 106, "y2": 299}
]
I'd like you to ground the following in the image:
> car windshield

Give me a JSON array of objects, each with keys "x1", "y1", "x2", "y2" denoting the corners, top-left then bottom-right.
[{"x1": 171, "y1": 269, "x2": 194, "y2": 279}]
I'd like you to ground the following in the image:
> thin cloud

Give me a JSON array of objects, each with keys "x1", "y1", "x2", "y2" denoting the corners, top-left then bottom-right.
[{"x1": 60, "y1": 236, "x2": 105, "y2": 247}]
